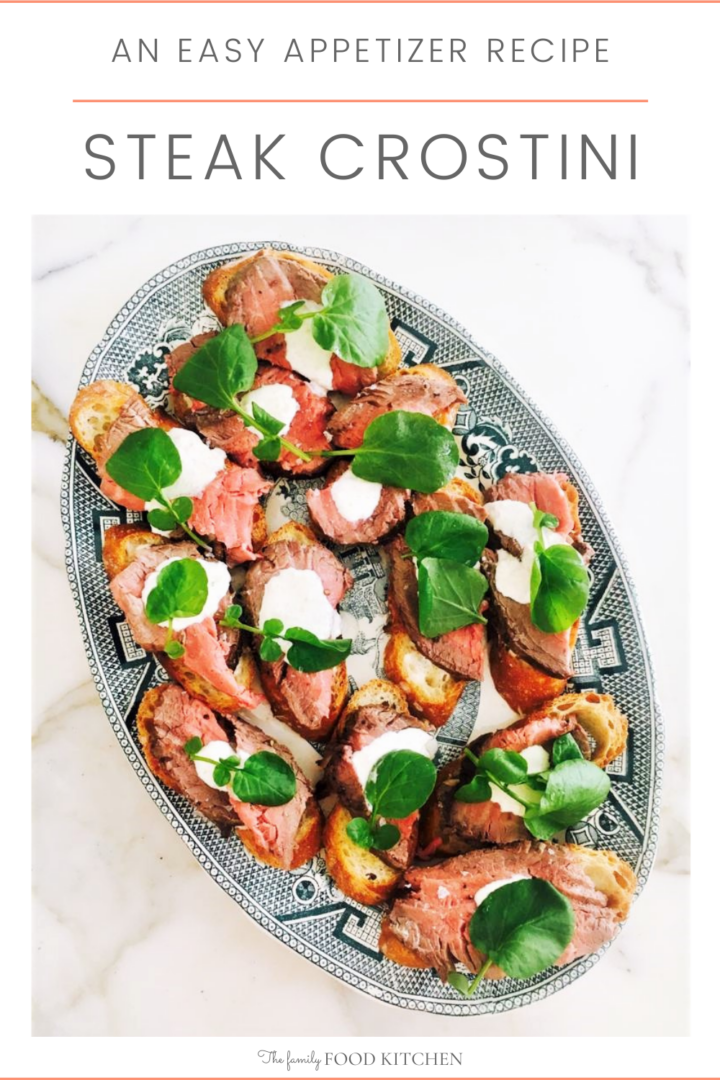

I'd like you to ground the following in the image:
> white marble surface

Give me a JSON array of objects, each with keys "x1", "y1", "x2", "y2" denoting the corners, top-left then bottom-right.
[{"x1": 32, "y1": 215, "x2": 688, "y2": 1037}]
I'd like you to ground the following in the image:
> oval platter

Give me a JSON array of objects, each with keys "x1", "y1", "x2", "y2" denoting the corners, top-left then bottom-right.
[{"x1": 61, "y1": 241, "x2": 662, "y2": 1016}]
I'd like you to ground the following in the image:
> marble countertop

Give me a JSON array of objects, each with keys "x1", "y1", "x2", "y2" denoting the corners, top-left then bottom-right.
[{"x1": 32, "y1": 215, "x2": 688, "y2": 1037}]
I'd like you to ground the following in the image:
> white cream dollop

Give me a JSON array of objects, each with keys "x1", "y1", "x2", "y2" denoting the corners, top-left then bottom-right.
[
  {"x1": 240, "y1": 382, "x2": 299, "y2": 436},
  {"x1": 351, "y1": 728, "x2": 438, "y2": 792},
  {"x1": 141, "y1": 556, "x2": 231, "y2": 630},
  {"x1": 193, "y1": 740, "x2": 249, "y2": 791},
  {"x1": 145, "y1": 428, "x2": 226, "y2": 512},
  {"x1": 473, "y1": 874, "x2": 532, "y2": 908},
  {"x1": 282, "y1": 300, "x2": 335, "y2": 391},
  {"x1": 488, "y1": 745, "x2": 551, "y2": 817},
  {"x1": 329, "y1": 469, "x2": 383, "y2": 523},
  {"x1": 258, "y1": 567, "x2": 342, "y2": 655},
  {"x1": 484, "y1": 499, "x2": 569, "y2": 605}
]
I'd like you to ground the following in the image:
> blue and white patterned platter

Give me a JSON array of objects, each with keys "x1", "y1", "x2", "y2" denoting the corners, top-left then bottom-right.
[{"x1": 62, "y1": 242, "x2": 662, "y2": 1016}]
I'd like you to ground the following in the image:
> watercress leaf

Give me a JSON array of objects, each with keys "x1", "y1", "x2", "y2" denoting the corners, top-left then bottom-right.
[
  {"x1": 144, "y1": 558, "x2": 209, "y2": 625},
  {"x1": 371, "y1": 822, "x2": 401, "y2": 851},
  {"x1": 285, "y1": 630, "x2": 352, "y2": 673},
  {"x1": 530, "y1": 545, "x2": 590, "y2": 634},
  {"x1": 312, "y1": 274, "x2": 389, "y2": 369},
  {"x1": 251, "y1": 401, "x2": 285, "y2": 436},
  {"x1": 231, "y1": 751, "x2": 297, "y2": 806},
  {"x1": 533, "y1": 759, "x2": 611, "y2": 827},
  {"x1": 259, "y1": 637, "x2": 284, "y2": 663},
  {"x1": 531, "y1": 503, "x2": 560, "y2": 532},
  {"x1": 165, "y1": 639, "x2": 186, "y2": 659},
  {"x1": 219, "y1": 756, "x2": 241, "y2": 768},
  {"x1": 523, "y1": 772, "x2": 550, "y2": 793},
  {"x1": 276, "y1": 300, "x2": 306, "y2": 332},
  {"x1": 171, "y1": 496, "x2": 194, "y2": 524},
  {"x1": 523, "y1": 810, "x2": 564, "y2": 841},
  {"x1": 346, "y1": 817, "x2": 373, "y2": 849},
  {"x1": 477, "y1": 749, "x2": 528, "y2": 786},
  {"x1": 184, "y1": 736, "x2": 203, "y2": 757},
  {"x1": 417, "y1": 558, "x2": 488, "y2": 638},
  {"x1": 552, "y1": 733, "x2": 584, "y2": 765},
  {"x1": 469, "y1": 878, "x2": 575, "y2": 979},
  {"x1": 253, "y1": 435, "x2": 282, "y2": 462},
  {"x1": 351, "y1": 411, "x2": 459, "y2": 494},
  {"x1": 405, "y1": 510, "x2": 488, "y2": 566},
  {"x1": 172, "y1": 324, "x2": 258, "y2": 410},
  {"x1": 147, "y1": 507, "x2": 177, "y2": 532},
  {"x1": 455, "y1": 775, "x2": 492, "y2": 803},
  {"x1": 106, "y1": 427, "x2": 181, "y2": 503},
  {"x1": 262, "y1": 618, "x2": 284, "y2": 637},
  {"x1": 367, "y1": 750, "x2": 437, "y2": 820},
  {"x1": 447, "y1": 972, "x2": 474, "y2": 996},
  {"x1": 220, "y1": 603, "x2": 242, "y2": 629},
  {"x1": 212, "y1": 764, "x2": 232, "y2": 787}
]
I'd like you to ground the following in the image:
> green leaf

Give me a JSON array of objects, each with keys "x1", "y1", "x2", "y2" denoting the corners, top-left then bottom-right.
[
  {"x1": 172, "y1": 324, "x2": 258, "y2": 410},
  {"x1": 530, "y1": 544, "x2": 590, "y2": 634},
  {"x1": 523, "y1": 812, "x2": 563, "y2": 841},
  {"x1": 184, "y1": 736, "x2": 203, "y2": 757},
  {"x1": 251, "y1": 401, "x2": 285, "y2": 436},
  {"x1": 552, "y1": 733, "x2": 584, "y2": 765},
  {"x1": 371, "y1": 822, "x2": 401, "y2": 851},
  {"x1": 220, "y1": 603, "x2": 243, "y2": 629},
  {"x1": 105, "y1": 427, "x2": 181, "y2": 503},
  {"x1": 455, "y1": 775, "x2": 492, "y2": 803},
  {"x1": 213, "y1": 764, "x2": 232, "y2": 787},
  {"x1": 165, "y1": 639, "x2": 186, "y2": 659},
  {"x1": 147, "y1": 507, "x2": 177, "y2": 532},
  {"x1": 144, "y1": 558, "x2": 209, "y2": 625},
  {"x1": 417, "y1": 558, "x2": 488, "y2": 638},
  {"x1": 253, "y1": 435, "x2": 282, "y2": 461},
  {"x1": 530, "y1": 759, "x2": 611, "y2": 828},
  {"x1": 276, "y1": 300, "x2": 307, "y2": 332},
  {"x1": 531, "y1": 503, "x2": 560, "y2": 532},
  {"x1": 259, "y1": 637, "x2": 283, "y2": 663},
  {"x1": 262, "y1": 618, "x2": 284, "y2": 636},
  {"x1": 366, "y1": 750, "x2": 437, "y2": 820},
  {"x1": 312, "y1": 274, "x2": 389, "y2": 369},
  {"x1": 447, "y1": 972, "x2": 474, "y2": 996},
  {"x1": 477, "y1": 749, "x2": 528, "y2": 786},
  {"x1": 285, "y1": 629, "x2": 352, "y2": 673},
  {"x1": 171, "y1": 496, "x2": 194, "y2": 524},
  {"x1": 469, "y1": 878, "x2": 575, "y2": 979},
  {"x1": 351, "y1": 411, "x2": 459, "y2": 494},
  {"x1": 231, "y1": 751, "x2": 297, "y2": 806},
  {"x1": 405, "y1": 510, "x2": 488, "y2": 566},
  {"x1": 346, "y1": 817, "x2": 373, "y2": 849}
]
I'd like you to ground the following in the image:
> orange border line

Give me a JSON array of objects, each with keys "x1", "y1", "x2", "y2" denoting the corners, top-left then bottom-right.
[{"x1": 73, "y1": 98, "x2": 649, "y2": 103}]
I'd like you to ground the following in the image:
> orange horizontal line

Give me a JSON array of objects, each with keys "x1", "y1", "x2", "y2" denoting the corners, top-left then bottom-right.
[{"x1": 74, "y1": 98, "x2": 649, "y2": 103}]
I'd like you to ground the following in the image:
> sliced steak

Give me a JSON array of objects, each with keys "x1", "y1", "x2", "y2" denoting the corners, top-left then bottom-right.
[
  {"x1": 485, "y1": 471, "x2": 579, "y2": 546},
  {"x1": 384, "y1": 842, "x2": 629, "y2": 979},
  {"x1": 327, "y1": 371, "x2": 467, "y2": 449},
  {"x1": 189, "y1": 466, "x2": 270, "y2": 565},
  {"x1": 307, "y1": 462, "x2": 407, "y2": 545},
  {"x1": 412, "y1": 486, "x2": 485, "y2": 522},
  {"x1": 166, "y1": 333, "x2": 219, "y2": 425},
  {"x1": 386, "y1": 537, "x2": 485, "y2": 681}
]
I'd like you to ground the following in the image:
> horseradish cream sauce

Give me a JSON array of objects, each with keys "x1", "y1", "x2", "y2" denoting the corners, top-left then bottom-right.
[
  {"x1": 473, "y1": 874, "x2": 532, "y2": 908},
  {"x1": 483, "y1": 500, "x2": 569, "y2": 605},
  {"x1": 145, "y1": 427, "x2": 226, "y2": 511},
  {"x1": 240, "y1": 382, "x2": 299, "y2": 436},
  {"x1": 488, "y1": 744, "x2": 550, "y2": 817},
  {"x1": 281, "y1": 300, "x2": 336, "y2": 391},
  {"x1": 141, "y1": 557, "x2": 231, "y2": 630},
  {"x1": 258, "y1": 568, "x2": 342, "y2": 655},
  {"x1": 352, "y1": 728, "x2": 438, "y2": 791},
  {"x1": 330, "y1": 469, "x2": 383, "y2": 522},
  {"x1": 193, "y1": 740, "x2": 249, "y2": 791}
]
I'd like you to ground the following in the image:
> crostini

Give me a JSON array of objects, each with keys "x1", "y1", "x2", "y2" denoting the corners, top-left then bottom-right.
[
  {"x1": 103, "y1": 524, "x2": 259, "y2": 713},
  {"x1": 69, "y1": 379, "x2": 269, "y2": 565},
  {"x1": 202, "y1": 248, "x2": 402, "y2": 396},
  {"x1": 379, "y1": 841, "x2": 636, "y2": 980},
  {"x1": 420, "y1": 691, "x2": 628, "y2": 855},
  {"x1": 242, "y1": 522, "x2": 353, "y2": 740},
  {"x1": 483, "y1": 471, "x2": 592, "y2": 714},
  {"x1": 322, "y1": 679, "x2": 437, "y2": 903},
  {"x1": 137, "y1": 683, "x2": 322, "y2": 869}
]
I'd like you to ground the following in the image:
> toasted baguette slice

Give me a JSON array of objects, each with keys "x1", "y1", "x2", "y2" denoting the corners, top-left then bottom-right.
[
  {"x1": 489, "y1": 619, "x2": 580, "y2": 716},
  {"x1": 323, "y1": 803, "x2": 402, "y2": 906},
  {"x1": 533, "y1": 691, "x2": 628, "y2": 769},
  {"x1": 202, "y1": 248, "x2": 401, "y2": 383},
  {"x1": 250, "y1": 521, "x2": 349, "y2": 741},
  {"x1": 384, "y1": 628, "x2": 465, "y2": 727},
  {"x1": 136, "y1": 685, "x2": 322, "y2": 870},
  {"x1": 69, "y1": 379, "x2": 176, "y2": 458},
  {"x1": 399, "y1": 363, "x2": 464, "y2": 431},
  {"x1": 379, "y1": 844, "x2": 637, "y2": 974},
  {"x1": 332, "y1": 676, "x2": 410, "y2": 741},
  {"x1": 102, "y1": 524, "x2": 247, "y2": 715}
]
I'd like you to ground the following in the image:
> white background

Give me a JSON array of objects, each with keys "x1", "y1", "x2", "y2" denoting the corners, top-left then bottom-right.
[{"x1": 3, "y1": 0, "x2": 718, "y2": 1075}]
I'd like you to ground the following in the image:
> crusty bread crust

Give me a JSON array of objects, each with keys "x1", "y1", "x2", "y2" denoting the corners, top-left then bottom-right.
[
  {"x1": 488, "y1": 639, "x2": 568, "y2": 715},
  {"x1": 323, "y1": 803, "x2": 402, "y2": 906},
  {"x1": 384, "y1": 628, "x2": 465, "y2": 728},
  {"x1": 378, "y1": 844, "x2": 637, "y2": 972},
  {"x1": 69, "y1": 379, "x2": 177, "y2": 458},
  {"x1": 202, "y1": 247, "x2": 401, "y2": 382},
  {"x1": 136, "y1": 683, "x2": 322, "y2": 870},
  {"x1": 525, "y1": 691, "x2": 628, "y2": 769}
]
